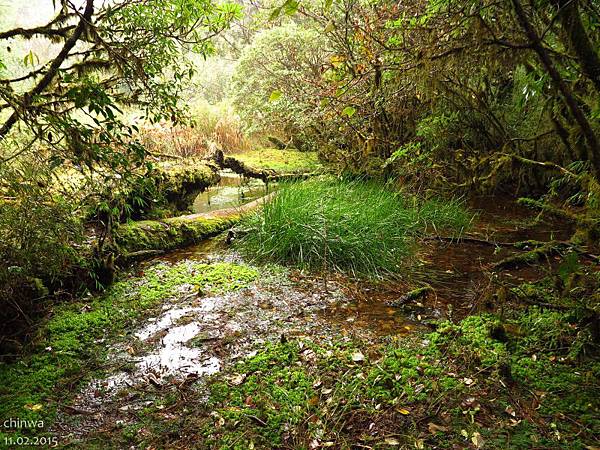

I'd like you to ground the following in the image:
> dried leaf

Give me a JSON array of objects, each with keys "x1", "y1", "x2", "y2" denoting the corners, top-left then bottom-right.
[
  {"x1": 24, "y1": 403, "x2": 43, "y2": 412},
  {"x1": 471, "y1": 431, "x2": 484, "y2": 448},
  {"x1": 428, "y1": 422, "x2": 448, "y2": 434},
  {"x1": 351, "y1": 351, "x2": 365, "y2": 362},
  {"x1": 308, "y1": 396, "x2": 320, "y2": 406},
  {"x1": 229, "y1": 374, "x2": 246, "y2": 386}
]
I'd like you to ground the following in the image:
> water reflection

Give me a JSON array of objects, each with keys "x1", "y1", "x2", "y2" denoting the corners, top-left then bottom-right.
[{"x1": 193, "y1": 170, "x2": 276, "y2": 213}]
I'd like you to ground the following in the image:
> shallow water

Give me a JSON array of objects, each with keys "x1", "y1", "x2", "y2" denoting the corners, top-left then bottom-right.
[{"x1": 192, "y1": 170, "x2": 276, "y2": 213}]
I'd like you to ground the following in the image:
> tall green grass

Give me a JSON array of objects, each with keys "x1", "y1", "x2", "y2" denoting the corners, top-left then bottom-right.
[{"x1": 238, "y1": 177, "x2": 473, "y2": 278}]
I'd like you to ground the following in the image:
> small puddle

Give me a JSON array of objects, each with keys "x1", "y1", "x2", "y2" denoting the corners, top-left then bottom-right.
[{"x1": 192, "y1": 170, "x2": 276, "y2": 213}]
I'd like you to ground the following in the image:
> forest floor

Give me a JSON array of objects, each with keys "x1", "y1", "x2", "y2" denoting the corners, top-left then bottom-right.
[{"x1": 1, "y1": 196, "x2": 599, "y2": 449}]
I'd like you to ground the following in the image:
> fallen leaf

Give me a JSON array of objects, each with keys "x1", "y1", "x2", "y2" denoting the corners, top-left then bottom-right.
[
  {"x1": 505, "y1": 405, "x2": 516, "y2": 417},
  {"x1": 24, "y1": 403, "x2": 43, "y2": 412},
  {"x1": 428, "y1": 422, "x2": 448, "y2": 434},
  {"x1": 229, "y1": 374, "x2": 246, "y2": 386},
  {"x1": 308, "y1": 396, "x2": 320, "y2": 406},
  {"x1": 397, "y1": 408, "x2": 410, "y2": 415},
  {"x1": 384, "y1": 437, "x2": 400, "y2": 446},
  {"x1": 351, "y1": 351, "x2": 365, "y2": 362},
  {"x1": 471, "y1": 431, "x2": 484, "y2": 448}
]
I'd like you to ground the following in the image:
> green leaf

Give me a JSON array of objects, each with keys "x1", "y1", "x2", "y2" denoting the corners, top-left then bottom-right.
[
  {"x1": 342, "y1": 106, "x2": 356, "y2": 117},
  {"x1": 23, "y1": 50, "x2": 39, "y2": 67},
  {"x1": 269, "y1": 6, "x2": 282, "y2": 20},
  {"x1": 284, "y1": 0, "x2": 300, "y2": 15},
  {"x1": 324, "y1": 0, "x2": 333, "y2": 10},
  {"x1": 269, "y1": 90, "x2": 283, "y2": 102}
]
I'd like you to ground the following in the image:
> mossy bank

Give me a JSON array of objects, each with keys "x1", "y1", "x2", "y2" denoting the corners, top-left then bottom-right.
[{"x1": 0, "y1": 260, "x2": 259, "y2": 444}]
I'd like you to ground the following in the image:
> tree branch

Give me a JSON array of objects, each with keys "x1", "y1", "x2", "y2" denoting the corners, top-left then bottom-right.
[{"x1": 0, "y1": 0, "x2": 95, "y2": 138}]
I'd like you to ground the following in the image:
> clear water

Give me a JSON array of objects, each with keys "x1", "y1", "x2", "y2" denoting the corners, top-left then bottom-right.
[{"x1": 192, "y1": 170, "x2": 276, "y2": 213}]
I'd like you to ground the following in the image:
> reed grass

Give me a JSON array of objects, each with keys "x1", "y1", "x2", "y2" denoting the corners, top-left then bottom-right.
[{"x1": 238, "y1": 177, "x2": 473, "y2": 277}]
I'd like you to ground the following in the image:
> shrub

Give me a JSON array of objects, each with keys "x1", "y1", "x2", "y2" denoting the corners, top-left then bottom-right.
[
  {"x1": 139, "y1": 100, "x2": 250, "y2": 158},
  {"x1": 0, "y1": 160, "x2": 85, "y2": 335}
]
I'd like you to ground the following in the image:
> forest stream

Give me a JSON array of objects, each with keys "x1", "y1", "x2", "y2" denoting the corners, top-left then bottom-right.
[
  {"x1": 3, "y1": 1, "x2": 600, "y2": 447},
  {"x1": 48, "y1": 187, "x2": 576, "y2": 445}
]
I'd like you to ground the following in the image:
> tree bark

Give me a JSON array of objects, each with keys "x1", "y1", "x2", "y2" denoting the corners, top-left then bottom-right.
[{"x1": 555, "y1": 0, "x2": 600, "y2": 94}]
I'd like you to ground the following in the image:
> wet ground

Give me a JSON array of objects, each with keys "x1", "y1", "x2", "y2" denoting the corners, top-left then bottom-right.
[
  {"x1": 53, "y1": 247, "x2": 392, "y2": 442},
  {"x1": 53, "y1": 194, "x2": 575, "y2": 443}
]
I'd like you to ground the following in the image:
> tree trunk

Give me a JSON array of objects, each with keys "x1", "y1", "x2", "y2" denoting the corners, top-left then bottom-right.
[
  {"x1": 511, "y1": 0, "x2": 600, "y2": 175},
  {"x1": 555, "y1": 0, "x2": 600, "y2": 95}
]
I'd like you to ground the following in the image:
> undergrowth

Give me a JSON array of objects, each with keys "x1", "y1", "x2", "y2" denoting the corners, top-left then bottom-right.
[
  {"x1": 238, "y1": 177, "x2": 472, "y2": 277},
  {"x1": 139, "y1": 306, "x2": 600, "y2": 450}
]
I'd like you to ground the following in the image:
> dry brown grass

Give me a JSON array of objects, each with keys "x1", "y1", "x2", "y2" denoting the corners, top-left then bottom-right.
[{"x1": 139, "y1": 105, "x2": 251, "y2": 158}]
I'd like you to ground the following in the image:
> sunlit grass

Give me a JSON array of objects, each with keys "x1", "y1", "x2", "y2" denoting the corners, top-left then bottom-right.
[
  {"x1": 233, "y1": 148, "x2": 321, "y2": 173},
  {"x1": 238, "y1": 177, "x2": 473, "y2": 277}
]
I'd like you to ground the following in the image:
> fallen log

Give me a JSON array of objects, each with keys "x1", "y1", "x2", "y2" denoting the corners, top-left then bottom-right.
[
  {"x1": 114, "y1": 192, "x2": 275, "y2": 261},
  {"x1": 387, "y1": 286, "x2": 434, "y2": 307},
  {"x1": 205, "y1": 148, "x2": 318, "y2": 182}
]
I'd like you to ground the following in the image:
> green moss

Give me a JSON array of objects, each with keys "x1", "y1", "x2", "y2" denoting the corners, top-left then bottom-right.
[
  {"x1": 115, "y1": 214, "x2": 239, "y2": 257},
  {"x1": 183, "y1": 305, "x2": 599, "y2": 449},
  {"x1": 432, "y1": 315, "x2": 507, "y2": 367},
  {"x1": 233, "y1": 149, "x2": 321, "y2": 173},
  {"x1": 0, "y1": 261, "x2": 258, "y2": 441},
  {"x1": 154, "y1": 159, "x2": 220, "y2": 211}
]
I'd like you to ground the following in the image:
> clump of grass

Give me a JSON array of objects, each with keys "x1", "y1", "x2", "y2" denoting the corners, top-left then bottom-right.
[{"x1": 238, "y1": 177, "x2": 472, "y2": 277}]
